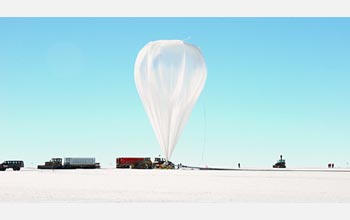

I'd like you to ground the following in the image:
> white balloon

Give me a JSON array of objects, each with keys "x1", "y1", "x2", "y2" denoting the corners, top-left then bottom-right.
[{"x1": 134, "y1": 40, "x2": 207, "y2": 161}]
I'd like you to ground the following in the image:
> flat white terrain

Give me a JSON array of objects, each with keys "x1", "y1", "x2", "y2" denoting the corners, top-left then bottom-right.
[{"x1": 1, "y1": 168, "x2": 350, "y2": 202}]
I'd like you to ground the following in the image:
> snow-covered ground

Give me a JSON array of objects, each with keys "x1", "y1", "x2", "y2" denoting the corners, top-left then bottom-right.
[{"x1": 1, "y1": 168, "x2": 350, "y2": 202}]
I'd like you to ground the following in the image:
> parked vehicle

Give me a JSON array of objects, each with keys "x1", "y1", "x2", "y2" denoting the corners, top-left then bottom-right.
[
  {"x1": 116, "y1": 157, "x2": 153, "y2": 169},
  {"x1": 38, "y1": 157, "x2": 100, "y2": 169},
  {"x1": 273, "y1": 155, "x2": 286, "y2": 168},
  {"x1": 37, "y1": 158, "x2": 64, "y2": 169},
  {"x1": 116, "y1": 157, "x2": 175, "y2": 169},
  {"x1": 152, "y1": 157, "x2": 175, "y2": 169},
  {"x1": 0, "y1": 160, "x2": 24, "y2": 171}
]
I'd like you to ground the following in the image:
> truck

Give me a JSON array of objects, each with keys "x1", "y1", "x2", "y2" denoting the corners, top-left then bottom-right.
[
  {"x1": 38, "y1": 157, "x2": 100, "y2": 169},
  {"x1": 152, "y1": 157, "x2": 175, "y2": 169},
  {"x1": 0, "y1": 160, "x2": 24, "y2": 171},
  {"x1": 273, "y1": 155, "x2": 286, "y2": 168},
  {"x1": 116, "y1": 157, "x2": 175, "y2": 169},
  {"x1": 116, "y1": 157, "x2": 153, "y2": 169},
  {"x1": 37, "y1": 158, "x2": 64, "y2": 169}
]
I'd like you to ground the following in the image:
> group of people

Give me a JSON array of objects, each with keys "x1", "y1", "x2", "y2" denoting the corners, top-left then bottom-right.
[{"x1": 328, "y1": 163, "x2": 335, "y2": 168}]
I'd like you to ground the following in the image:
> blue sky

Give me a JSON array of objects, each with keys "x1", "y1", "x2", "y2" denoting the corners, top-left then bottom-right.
[{"x1": 0, "y1": 18, "x2": 349, "y2": 168}]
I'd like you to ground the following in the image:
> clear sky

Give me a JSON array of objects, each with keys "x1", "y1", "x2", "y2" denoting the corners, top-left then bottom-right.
[{"x1": 0, "y1": 18, "x2": 349, "y2": 168}]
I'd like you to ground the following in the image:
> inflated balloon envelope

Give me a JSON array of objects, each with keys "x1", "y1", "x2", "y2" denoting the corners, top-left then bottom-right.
[{"x1": 134, "y1": 40, "x2": 207, "y2": 161}]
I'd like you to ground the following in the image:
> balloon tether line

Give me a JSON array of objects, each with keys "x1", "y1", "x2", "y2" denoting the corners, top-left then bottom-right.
[{"x1": 201, "y1": 99, "x2": 207, "y2": 165}]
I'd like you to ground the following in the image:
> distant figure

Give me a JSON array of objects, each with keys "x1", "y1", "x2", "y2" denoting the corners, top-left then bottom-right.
[
  {"x1": 238, "y1": 163, "x2": 240, "y2": 168},
  {"x1": 332, "y1": 163, "x2": 334, "y2": 168},
  {"x1": 328, "y1": 163, "x2": 331, "y2": 168},
  {"x1": 280, "y1": 155, "x2": 283, "y2": 160}
]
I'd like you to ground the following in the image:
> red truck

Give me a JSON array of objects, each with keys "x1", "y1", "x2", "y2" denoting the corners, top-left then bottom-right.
[
  {"x1": 116, "y1": 157, "x2": 175, "y2": 169},
  {"x1": 116, "y1": 157, "x2": 153, "y2": 169}
]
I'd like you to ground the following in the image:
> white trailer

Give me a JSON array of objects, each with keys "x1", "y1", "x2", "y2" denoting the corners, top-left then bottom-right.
[
  {"x1": 64, "y1": 157, "x2": 100, "y2": 168},
  {"x1": 64, "y1": 157, "x2": 95, "y2": 165}
]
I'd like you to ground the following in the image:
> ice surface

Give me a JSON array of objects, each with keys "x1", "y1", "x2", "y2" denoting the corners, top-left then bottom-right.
[{"x1": 1, "y1": 168, "x2": 350, "y2": 202}]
